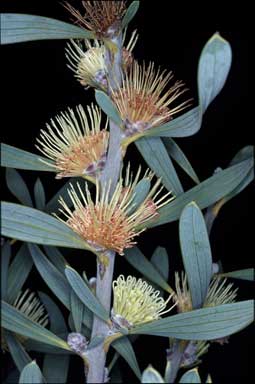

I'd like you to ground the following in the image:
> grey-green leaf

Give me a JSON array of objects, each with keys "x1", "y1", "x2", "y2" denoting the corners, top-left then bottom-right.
[
  {"x1": 151, "y1": 246, "x2": 169, "y2": 283},
  {"x1": 43, "y1": 246, "x2": 68, "y2": 276},
  {"x1": 65, "y1": 266, "x2": 109, "y2": 322},
  {"x1": 70, "y1": 290, "x2": 85, "y2": 333},
  {"x1": 136, "y1": 137, "x2": 184, "y2": 195},
  {"x1": 1, "y1": 202, "x2": 90, "y2": 249},
  {"x1": 179, "y1": 368, "x2": 201, "y2": 383},
  {"x1": 124, "y1": 247, "x2": 171, "y2": 293},
  {"x1": 34, "y1": 178, "x2": 46, "y2": 210},
  {"x1": 1, "y1": 143, "x2": 54, "y2": 172},
  {"x1": 1, "y1": 13, "x2": 94, "y2": 44},
  {"x1": 95, "y1": 90, "x2": 122, "y2": 126},
  {"x1": 198, "y1": 33, "x2": 232, "y2": 113},
  {"x1": 130, "y1": 300, "x2": 254, "y2": 340},
  {"x1": 2, "y1": 300, "x2": 71, "y2": 351},
  {"x1": 42, "y1": 354, "x2": 70, "y2": 384},
  {"x1": 146, "y1": 158, "x2": 253, "y2": 228},
  {"x1": 112, "y1": 337, "x2": 141, "y2": 379},
  {"x1": 141, "y1": 366, "x2": 165, "y2": 383},
  {"x1": 7, "y1": 244, "x2": 33, "y2": 304},
  {"x1": 1, "y1": 241, "x2": 11, "y2": 301},
  {"x1": 122, "y1": 1, "x2": 140, "y2": 28},
  {"x1": 220, "y1": 269, "x2": 254, "y2": 281},
  {"x1": 179, "y1": 202, "x2": 212, "y2": 308},
  {"x1": 5, "y1": 331, "x2": 32, "y2": 372},
  {"x1": 163, "y1": 138, "x2": 200, "y2": 184},
  {"x1": 38, "y1": 292, "x2": 67, "y2": 335},
  {"x1": 45, "y1": 177, "x2": 82, "y2": 213},
  {"x1": 6, "y1": 168, "x2": 33, "y2": 207},
  {"x1": 19, "y1": 361, "x2": 45, "y2": 384},
  {"x1": 128, "y1": 178, "x2": 151, "y2": 215}
]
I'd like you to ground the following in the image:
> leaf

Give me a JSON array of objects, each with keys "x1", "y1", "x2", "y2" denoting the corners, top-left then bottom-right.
[
  {"x1": 151, "y1": 246, "x2": 169, "y2": 283},
  {"x1": 34, "y1": 178, "x2": 46, "y2": 210},
  {"x1": 19, "y1": 361, "x2": 45, "y2": 384},
  {"x1": 38, "y1": 292, "x2": 67, "y2": 335},
  {"x1": 1, "y1": 202, "x2": 91, "y2": 250},
  {"x1": 198, "y1": 33, "x2": 232, "y2": 113},
  {"x1": 220, "y1": 269, "x2": 254, "y2": 281},
  {"x1": 29, "y1": 244, "x2": 71, "y2": 309},
  {"x1": 95, "y1": 90, "x2": 122, "y2": 126},
  {"x1": 43, "y1": 245, "x2": 68, "y2": 276},
  {"x1": 124, "y1": 247, "x2": 171, "y2": 293},
  {"x1": 128, "y1": 178, "x2": 151, "y2": 214},
  {"x1": 135, "y1": 137, "x2": 184, "y2": 195},
  {"x1": 163, "y1": 138, "x2": 200, "y2": 184},
  {"x1": 112, "y1": 337, "x2": 141, "y2": 379},
  {"x1": 70, "y1": 289, "x2": 85, "y2": 333},
  {"x1": 179, "y1": 368, "x2": 201, "y2": 383},
  {"x1": 141, "y1": 366, "x2": 165, "y2": 383},
  {"x1": 25, "y1": 340, "x2": 72, "y2": 355},
  {"x1": 6, "y1": 168, "x2": 33, "y2": 207},
  {"x1": 179, "y1": 202, "x2": 212, "y2": 308},
  {"x1": 1, "y1": 13, "x2": 94, "y2": 44},
  {"x1": 65, "y1": 266, "x2": 109, "y2": 322},
  {"x1": 42, "y1": 354, "x2": 70, "y2": 384},
  {"x1": 7, "y1": 244, "x2": 33, "y2": 304},
  {"x1": 122, "y1": 1, "x2": 140, "y2": 28},
  {"x1": 1, "y1": 241, "x2": 11, "y2": 301},
  {"x1": 130, "y1": 300, "x2": 254, "y2": 340},
  {"x1": 146, "y1": 158, "x2": 253, "y2": 228},
  {"x1": 5, "y1": 331, "x2": 32, "y2": 372},
  {"x1": 1, "y1": 143, "x2": 54, "y2": 172},
  {"x1": 2, "y1": 300, "x2": 71, "y2": 351}
]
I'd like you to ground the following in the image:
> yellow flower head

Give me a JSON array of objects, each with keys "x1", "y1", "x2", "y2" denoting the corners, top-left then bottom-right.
[
  {"x1": 112, "y1": 61, "x2": 191, "y2": 137},
  {"x1": 36, "y1": 104, "x2": 109, "y2": 180},
  {"x1": 56, "y1": 167, "x2": 174, "y2": 255},
  {"x1": 66, "y1": 30, "x2": 138, "y2": 90},
  {"x1": 111, "y1": 275, "x2": 176, "y2": 329},
  {"x1": 65, "y1": 0, "x2": 127, "y2": 38},
  {"x1": 1, "y1": 290, "x2": 48, "y2": 351}
]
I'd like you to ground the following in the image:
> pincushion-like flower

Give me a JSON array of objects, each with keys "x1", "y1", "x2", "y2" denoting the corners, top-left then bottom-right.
[
  {"x1": 1, "y1": 290, "x2": 48, "y2": 351},
  {"x1": 36, "y1": 104, "x2": 109, "y2": 180},
  {"x1": 112, "y1": 61, "x2": 191, "y2": 137},
  {"x1": 111, "y1": 275, "x2": 176, "y2": 329},
  {"x1": 56, "y1": 168, "x2": 174, "y2": 255},
  {"x1": 65, "y1": 1, "x2": 127, "y2": 38},
  {"x1": 66, "y1": 30, "x2": 138, "y2": 90}
]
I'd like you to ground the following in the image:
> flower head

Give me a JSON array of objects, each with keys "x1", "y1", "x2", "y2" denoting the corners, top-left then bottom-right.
[
  {"x1": 1, "y1": 290, "x2": 48, "y2": 351},
  {"x1": 36, "y1": 104, "x2": 109, "y2": 179},
  {"x1": 112, "y1": 61, "x2": 191, "y2": 137},
  {"x1": 65, "y1": 1, "x2": 127, "y2": 38},
  {"x1": 66, "y1": 30, "x2": 138, "y2": 90},
  {"x1": 56, "y1": 167, "x2": 174, "y2": 255},
  {"x1": 111, "y1": 275, "x2": 176, "y2": 329}
]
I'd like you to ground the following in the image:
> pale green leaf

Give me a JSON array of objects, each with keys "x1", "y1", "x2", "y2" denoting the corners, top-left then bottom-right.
[
  {"x1": 42, "y1": 354, "x2": 69, "y2": 384},
  {"x1": 6, "y1": 168, "x2": 33, "y2": 207},
  {"x1": 122, "y1": 1, "x2": 140, "y2": 28},
  {"x1": 19, "y1": 361, "x2": 45, "y2": 384},
  {"x1": 151, "y1": 246, "x2": 169, "y2": 283},
  {"x1": 95, "y1": 90, "x2": 122, "y2": 126},
  {"x1": 43, "y1": 246, "x2": 68, "y2": 276},
  {"x1": 1, "y1": 241, "x2": 11, "y2": 301},
  {"x1": 179, "y1": 368, "x2": 201, "y2": 383},
  {"x1": 112, "y1": 337, "x2": 141, "y2": 379},
  {"x1": 34, "y1": 178, "x2": 46, "y2": 210},
  {"x1": 142, "y1": 366, "x2": 165, "y2": 383},
  {"x1": 70, "y1": 289, "x2": 85, "y2": 333},
  {"x1": 5, "y1": 331, "x2": 32, "y2": 372},
  {"x1": 220, "y1": 269, "x2": 254, "y2": 281}
]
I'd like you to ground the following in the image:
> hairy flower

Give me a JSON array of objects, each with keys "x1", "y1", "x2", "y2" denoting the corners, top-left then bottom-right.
[
  {"x1": 56, "y1": 167, "x2": 174, "y2": 255},
  {"x1": 1, "y1": 290, "x2": 48, "y2": 351},
  {"x1": 66, "y1": 30, "x2": 138, "y2": 90},
  {"x1": 112, "y1": 61, "x2": 191, "y2": 137},
  {"x1": 36, "y1": 104, "x2": 109, "y2": 180},
  {"x1": 111, "y1": 275, "x2": 176, "y2": 328},
  {"x1": 65, "y1": 1, "x2": 127, "y2": 38}
]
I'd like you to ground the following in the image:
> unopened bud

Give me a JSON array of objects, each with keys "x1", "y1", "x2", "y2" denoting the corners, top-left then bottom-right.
[{"x1": 67, "y1": 333, "x2": 88, "y2": 355}]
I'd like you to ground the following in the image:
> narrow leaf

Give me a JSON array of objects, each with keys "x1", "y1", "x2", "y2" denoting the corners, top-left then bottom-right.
[
  {"x1": 163, "y1": 138, "x2": 200, "y2": 184},
  {"x1": 2, "y1": 301, "x2": 71, "y2": 351},
  {"x1": 130, "y1": 300, "x2": 254, "y2": 340},
  {"x1": 19, "y1": 361, "x2": 45, "y2": 384},
  {"x1": 220, "y1": 269, "x2": 254, "y2": 281},
  {"x1": 43, "y1": 245, "x2": 68, "y2": 276},
  {"x1": 112, "y1": 337, "x2": 141, "y2": 379},
  {"x1": 128, "y1": 178, "x2": 151, "y2": 214},
  {"x1": 5, "y1": 331, "x2": 32, "y2": 372},
  {"x1": 122, "y1": 1, "x2": 140, "y2": 28},
  {"x1": 124, "y1": 247, "x2": 171, "y2": 293},
  {"x1": 6, "y1": 168, "x2": 33, "y2": 207},
  {"x1": 1, "y1": 13, "x2": 94, "y2": 45},
  {"x1": 7, "y1": 244, "x2": 33, "y2": 304},
  {"x1": 65, "y1": 266, "x2": 109, "y2": 322},
  {"x1": 136, "y1": 137, "x2": 184, "y2": 195},
  {"x1": 1, "y1": 202, "x2": 91, "y2": 249},
  {"x1": 34, "y1": 178, "x2": 46, "y2": 210},
  {"x1": 42, "y1": 355, "x2": 70, "y2": 384},
  {"x1": 38, "y1": 292, "x2": 67, "y2": 335},
  {"x1": 179, "y1": 202, "x2": 212, "y2": 308},
  {"x1": 1, "y1": 241, "x2": 11, "y2": 301},
  {"x1": 45, "y1": 177, "x2": 82, "y2": 213},
  {"x1": 151, "y1": 246, "x2": 169, "y2": 282},
  {"x1": 95, "y1": 90, "x2": 122, "y2": 126},
  {"x1": 1, "y1": 143, "x2": 54, "y2": 172},
  {"x1": 142, "y1": 366, "x2": 165, "y2": 383},
  {"x1": 70, "y1": 290, "x2": 85, "y2": 333},
  {"x1": 179, "y1": 368, "x2": 201, "y2": 383}
]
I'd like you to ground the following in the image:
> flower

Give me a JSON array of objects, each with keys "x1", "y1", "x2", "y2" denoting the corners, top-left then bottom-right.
[
  {"x1": 112, "y1": 61, "x2": 191, "y2": 137},
  {"x1": 56, "y1": 167, "x2": 174, "y2": 255},
  {"x1": 64, "y1": 1, "x2": 127, "y2": 38},
  {"x1": 36, "y1": 104, "x2": 109, "y2": 180},
  {"x1": 111, "y1": 275, "x2": 176, "y2": 329},
  {"x1": 66, "y1": 30, "x2": 138, "y2": 90},
  {"x1": 1, "y1": 290, "x2": 48, "y2": 351}
]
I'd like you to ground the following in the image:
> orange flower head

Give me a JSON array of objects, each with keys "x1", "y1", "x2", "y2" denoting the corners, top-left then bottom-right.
[
  {"x1": 112, "y1": 61, "x2": 191, "y2": 137},
  {"x1": 36, "y1": 104, "x2": 109, "y2": 180},
  {"x1": 56, "y1": 167, "x2": 174, "y2": 255}
]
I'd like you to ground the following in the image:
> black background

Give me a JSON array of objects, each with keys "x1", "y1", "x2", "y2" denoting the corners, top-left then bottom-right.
[{"x1": 1, "y1": 1, "x2": 254, "y2": 383}]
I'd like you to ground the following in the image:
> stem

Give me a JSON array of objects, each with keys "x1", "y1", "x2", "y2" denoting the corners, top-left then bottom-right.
[{"x1": 165, "y1": 341, "x2": 185, "y2": 383}]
